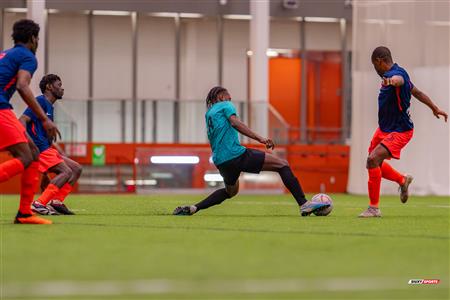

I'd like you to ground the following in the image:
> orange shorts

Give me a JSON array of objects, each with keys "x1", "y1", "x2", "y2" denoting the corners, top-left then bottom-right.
[
  {"x1": 38, "y1": 147, "x2": 64, "y2": 173},
  {"x1": 0, "y1": 109, "x2": 28, "y2": 150},
  {"x1": 368, "y1": 127, "x2": 413, "y2": 159}
]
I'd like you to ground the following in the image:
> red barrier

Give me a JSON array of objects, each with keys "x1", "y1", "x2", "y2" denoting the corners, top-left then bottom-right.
[{"x1": 0, "y1": 143, "x2": 350, "y2": 194}]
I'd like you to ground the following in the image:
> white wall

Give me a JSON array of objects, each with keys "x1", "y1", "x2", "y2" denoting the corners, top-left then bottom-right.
[
  {"x1": 180, "y1": 18, "x2": 219, "y2": 100},
  {"x1": 2, "y1": 12, "x2": 349, "y2": 143},
  {"x1": 93, "y1": 15, "x2": 132, "y2": 99},
  {"x1": 305, "y1": 22, "x2": 341, "y2": 50},
  {"x1": 137, "y1": 16, "x2": 176, "y2": 100},
  {"x1": 179, "y1": 18, "x2": 218, "y2": 143},
  {"x1": 223, "y1": 19, "x2": 249, "y2": 101},
  {"x1": 270, "y1": 19, "x2": 300, "y2": 48},
  {"x1": 48, "y1": 13, "x2": 89, "y2": 100}
]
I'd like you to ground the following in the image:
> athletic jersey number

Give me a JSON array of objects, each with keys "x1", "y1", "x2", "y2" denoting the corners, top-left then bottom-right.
[{"x1": 207, "y1": 116, "x2": 214, "y2": 136}]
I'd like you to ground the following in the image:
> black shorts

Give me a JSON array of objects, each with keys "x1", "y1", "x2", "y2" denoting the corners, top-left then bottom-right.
[{"x1": 216, "y1": 148, "x2": 266, "y2": 185}]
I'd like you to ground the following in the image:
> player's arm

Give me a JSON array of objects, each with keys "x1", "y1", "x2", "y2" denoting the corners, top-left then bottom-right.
[
  {"x1": 18, "y1": 114, "x2": 37, "y2": 144},
  {"x1": 382, "y1": 75, "x2": 404, "y2": 87},
  {"x1": 411, "y1": 86, "x2": 448, "y2": 122},
  {"x1": 16, "y1": 70, "x2": 61, "y2": 141},
  {"x1": 229, "y1": 115, "x2": 275, "y2": 150},
  {"x1": 18, "y1": 114, "x2": 41, "y2": 157},
  {"x1": 18, "y1": 114, "x2": 31, "y2": 128}
]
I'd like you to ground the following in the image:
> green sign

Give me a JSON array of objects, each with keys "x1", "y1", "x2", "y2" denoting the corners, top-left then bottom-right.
[{"x1": 92, "y1": 145, "x2": 106, "y2": 166}]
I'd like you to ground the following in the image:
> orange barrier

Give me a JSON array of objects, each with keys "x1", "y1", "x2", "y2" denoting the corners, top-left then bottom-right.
[
  {"x1": 0, "y1": 143, "x2": 350, "y2": 194},
  {"x1": 287, "y1": 145, "x2": 349, "y2": 193}
]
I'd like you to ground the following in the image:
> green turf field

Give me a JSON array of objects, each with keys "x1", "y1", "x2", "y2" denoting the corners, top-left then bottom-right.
[{"x1": 1, "y1": 194, "x2": 449, "y2": 300}]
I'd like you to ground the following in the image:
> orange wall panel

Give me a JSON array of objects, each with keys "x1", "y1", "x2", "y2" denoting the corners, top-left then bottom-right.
[{"x1": 269, "y1": 57, "x2": 301, "y2": 128}]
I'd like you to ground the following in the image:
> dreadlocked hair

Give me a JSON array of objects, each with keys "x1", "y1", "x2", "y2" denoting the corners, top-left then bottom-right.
[{"x1": 206, "y1": 86, "x2": 227, "y2": 108}]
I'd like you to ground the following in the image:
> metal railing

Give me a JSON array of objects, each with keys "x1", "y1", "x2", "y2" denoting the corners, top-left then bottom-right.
[{"x1": 54, "y1": 98, "x2": 344, "y2": 145}]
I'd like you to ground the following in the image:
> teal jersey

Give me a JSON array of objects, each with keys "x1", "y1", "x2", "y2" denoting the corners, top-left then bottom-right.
[{"x1": 205, "y1": 101, "x2": 246, "y2": 165}]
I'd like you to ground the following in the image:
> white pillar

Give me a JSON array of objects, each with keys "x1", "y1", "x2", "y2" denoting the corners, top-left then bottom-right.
[
  {"x1": 27, "y1": 0, "x2": 46, "y2": 95},
  {"x1": 249, "y1": 0, "x2": 269, "y2": 137}
]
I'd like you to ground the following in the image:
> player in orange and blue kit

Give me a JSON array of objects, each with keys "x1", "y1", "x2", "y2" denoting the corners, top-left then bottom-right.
[
  {"x1": 0, "y1": 19, "x2": 60, "y2": 224},
  {"x1": 20, "y1": 74, "x2": 82, "y2": 215},
  {"x1": 359, "y1": 46, "x2": 448, "y2": 217}
]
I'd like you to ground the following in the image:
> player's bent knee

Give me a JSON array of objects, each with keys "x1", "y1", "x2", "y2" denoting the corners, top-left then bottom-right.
[
  {"x1": 366, "y1": 156, "x2": 379, "y2": 169},
  {"x1": 59, "y1": 165, "x2": 73, "y2": 182},
  {"x1": 65, "y1": 169, "x2": 73, "y2": 180},
  {"x1": 226, "y1": 185, "x2": 239, "y2": 198},
  {"x1": 74, "y1": 164, "x2": 82, "y2": 178},
  {"x1": 31, "y1": 151, "x2": 39, "y2": 162},
  {"x1": 17, "y1": 152, "x2": 34, "y2": 168},
  {"x1": 19, "y1": 156, "x2": 33, "y2": 169}
]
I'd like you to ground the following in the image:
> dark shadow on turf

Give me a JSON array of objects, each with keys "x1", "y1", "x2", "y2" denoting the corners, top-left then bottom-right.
[
  {"x1": 55, "y1": 222, "x2": 450, "y2": 241},
  {"x1": 90, "y1": 213, "x2": 298, "y2": 217}
]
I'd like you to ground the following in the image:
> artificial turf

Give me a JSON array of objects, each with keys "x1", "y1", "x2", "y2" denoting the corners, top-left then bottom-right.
[{"x1": 1, "y1": 193, "x2": 448, "y2": 299}]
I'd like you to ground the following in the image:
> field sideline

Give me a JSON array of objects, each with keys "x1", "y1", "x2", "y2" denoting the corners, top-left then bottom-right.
[{"x1": 1, "y1": 194, "x2": 448, "y2": 300}]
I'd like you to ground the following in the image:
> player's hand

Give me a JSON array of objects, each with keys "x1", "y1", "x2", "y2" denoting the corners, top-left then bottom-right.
[
  {"x1": 382, "y1": 75, "x2": 403, "y2": 87},
  {"x1": 433, "y1": 108, "x2": 448, "y2": 122},
  {"x1": 259, "y1": 137, "x2": 275, "y2": 150},
  {"x1": 381, "y1": 77, "x2": 391, "y2": 86},
  {"x1": 42, "y1": 118, "x2": 61, "y2": 142}
]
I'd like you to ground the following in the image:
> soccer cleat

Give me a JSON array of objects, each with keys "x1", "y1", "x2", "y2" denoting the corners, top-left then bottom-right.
[
  {"x1": 358, "y1": 206, "x2": 382, "y2": 218},
  {"x1": 173, "y1": 206, "x2": 193, "y2": 216},
  {"x1": 31, "y1": 200, "x2": 59, "y2": 215},
  {"x1": 14, "y1": 212, "x2": 52, "y2": 225},
  {"x1": 300, "y1": 201, "x2": 331, "y2": 217},
  {"x1": 48, "y1": 200, "x2": 75, "y2": 215},
  {"x1": 399, "y1": 175, "x2": 413, "y2": 203}
]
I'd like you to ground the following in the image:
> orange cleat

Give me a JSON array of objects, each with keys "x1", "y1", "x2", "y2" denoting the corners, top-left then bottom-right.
[{"x1": 14, "y1": 213, "x2": 52, "y2": 225}]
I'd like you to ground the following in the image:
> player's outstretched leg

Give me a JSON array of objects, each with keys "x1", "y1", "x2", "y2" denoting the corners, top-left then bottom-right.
[
  {"x1": 380, "y1": 162, "x2": 413, "y2": 203},
  {"x1": 261, "y1": 153, "x2": 329, "y2": 217},
  {"x1": 173, "y1": 182, "x2": 239, "y2": 215},
  {"x1": 359, "y1": 145, "x2": 390, "y2": 218}
]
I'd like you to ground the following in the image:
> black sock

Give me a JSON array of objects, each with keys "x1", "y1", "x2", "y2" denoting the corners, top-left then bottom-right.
[
  {"x1": 278, "y1": 166, "x2": 307, "y2": 206},
  {"x1": 195, "y1": 188, "x2": 231, "y2": 211}
]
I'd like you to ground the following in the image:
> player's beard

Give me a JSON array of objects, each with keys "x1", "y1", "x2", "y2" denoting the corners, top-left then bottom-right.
[{"x1": 53, "y1": 91, "x2": 63, "y2": 100}]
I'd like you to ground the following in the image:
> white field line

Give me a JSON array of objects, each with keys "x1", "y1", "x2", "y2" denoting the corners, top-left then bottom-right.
[
  {"x1": 4, "y1": 277, "x2": 444, "y2": 298},
  {"x1": 231, "y1": 201, "x2": 449, "y2": 209},
  {"x1": 429, "y1": 205, "x2": 450, "y2": 208}
]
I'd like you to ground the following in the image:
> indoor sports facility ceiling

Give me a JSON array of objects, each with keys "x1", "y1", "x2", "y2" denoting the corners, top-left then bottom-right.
[{"x1": 0, "y1": 0, "x2": 352, "y2": 20}]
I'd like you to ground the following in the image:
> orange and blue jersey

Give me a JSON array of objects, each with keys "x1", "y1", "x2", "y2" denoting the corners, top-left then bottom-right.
[
  {"x1": 0, "y1": 44, "x2": 38, "y2": 110},
  {"x1": 378, "y1": 63, "x2": 414, "y2": 133},
  {"x1": 23, "y1": 95, "x2": 54, "y2": 153}
]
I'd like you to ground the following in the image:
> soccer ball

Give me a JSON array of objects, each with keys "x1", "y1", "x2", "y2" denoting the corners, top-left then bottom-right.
[{"x1": 311, "y1": 193, "x2": 333, "y2": 216}]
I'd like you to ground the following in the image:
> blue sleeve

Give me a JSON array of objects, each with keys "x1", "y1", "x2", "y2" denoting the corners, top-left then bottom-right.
[
  {"x1": 24, "y1": 97, "x2": 46, "y2": 119},
  {"x1": 23, "y1": 107, "x2": 35, "y2": 119},
  {"x1": 389, "y1": 70, "x2": 408, "y2": 83},
  {"x1": 18, "y1": 52, "x2": 37, "y2": 76},
  {"x1": 222, "y1": 101, "x2": 238, "y2": 119}
]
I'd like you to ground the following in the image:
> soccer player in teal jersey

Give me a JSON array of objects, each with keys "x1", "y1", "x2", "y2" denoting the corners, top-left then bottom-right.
[{"x1": 173, "y1": 86, "x2": 329, "y2": 216}]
